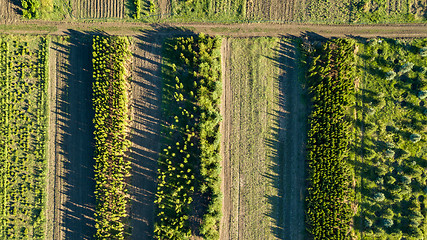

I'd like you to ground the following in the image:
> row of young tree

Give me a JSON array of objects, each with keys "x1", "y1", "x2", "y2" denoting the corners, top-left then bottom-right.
[
  {"x1": 154, "y1": 34, "x2": 222, "y2": 239},
  {"x1": 0, "y1": 36, "x2": 49, "y2": 239},
  {"x1": 91, "y1": 35, "x2": 131, "y2": 240},
  {"x1": 305, "y1": 39, "x2": 357, "y2": 239}
]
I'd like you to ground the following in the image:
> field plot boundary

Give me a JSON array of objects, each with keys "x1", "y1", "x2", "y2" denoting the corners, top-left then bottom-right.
[
  {"x1": 127, "y1": 32, "x2": 163, "y2": 239},
  {"x1": 276, "y1": 39, "x2": 308, "y2": 240}
]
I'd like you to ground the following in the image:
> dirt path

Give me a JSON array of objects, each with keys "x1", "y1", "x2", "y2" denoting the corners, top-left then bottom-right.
[
  {"x1": 46, "y1": 36, "x2": 67, "y2": 240},
  {"x1": 49, "y1": 32, "x2": 96, "y2": 240},
  {"x1": 127, "y1": 32, "x2": 163, "y2": 239},
  {"x1": 219, "y1": 37, "x2": 232, "y2": 240},
  {"x1": 1, "y1": 21, "x2": 427, "y2": 38},
  {"x1": 277, "y1": 40, "x2": 307, "y2": 240}
]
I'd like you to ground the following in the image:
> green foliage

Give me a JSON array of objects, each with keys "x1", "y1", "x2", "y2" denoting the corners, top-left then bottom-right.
[
  {"x1": 92, "y1": 36, "x2": 131, "y2": 240},
  {"x1": 155, "y1": 34, "x2": 222, "y2": 239},
  {"x1": 356, "y1": 38, "x2": 427, "y2": 239},
  {"x1": 133, "y1": 0, "x2": 141, "y2": 19},
  {"x1": 21, "y1": 0, "x2": 40, "y2": 19},
  {"x1": 373, "y1": 192, "x2": 385, "y2": 202},
  {"x1": 305, "y1": 39, "x2": 357, "y2": 239},
  {"x1": 0, "y1": 36, "x2": 49, "y2": 239},
  {"x1": 420, "y1": 47, "x2": 427, "y2": 57},
  {"x1": 409, "y1": 133, "x2": 421, "y2": 143},
  {"x1": 399, "y1": 62, "x2": 414, "y2": 75},
  {"x1": 385, "y1": 70, "x2": 396, "y2": 80}
]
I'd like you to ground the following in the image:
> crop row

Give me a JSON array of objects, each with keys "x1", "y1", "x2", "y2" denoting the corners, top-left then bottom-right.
[
  {"x1": 154, "y1": 34, "x2": 222, "y2": 239},
  {"x1": 0, "y1": 36, "x2": 49, "y2": 239},
  {"x1": 92, "y1": 35, "x2": 131, "y2": 240},
  {"x1": 305, "y1": 39, "x2": 357, "y2": 239}
]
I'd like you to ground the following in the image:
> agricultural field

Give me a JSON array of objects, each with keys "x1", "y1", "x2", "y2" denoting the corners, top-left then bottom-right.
[
  {"x1": 154, "y1": 34, "x2": 223, "y2": 239},
  {"x1": 220, "y1": 37, "x2": 281, "y2": 240},
  {"x1": 71, "y1": 0, "x2": 125, "y2": 19},
  {"x1": 1, "y1": 0, "x2": 425, "y2": 23},
  {"x1": 220, "y1": 37, "x2": 307, "y2": 240},
  {"x1": 0, "y1": 35, "x2": 48, "y2": 239},
  {"x1": 354, "y1": 38, "x2": 427, "y2": 239},
  {"x1": 1, "y1": 8, "x2": 427, "y2": 239}
]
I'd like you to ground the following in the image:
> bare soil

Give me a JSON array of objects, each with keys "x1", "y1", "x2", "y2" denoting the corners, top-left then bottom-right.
[
  {"x1": 127, "y1": 32, "x2": 163, "y2": 239},
  {"x1": 219, "y1": 37, "x2": 232, "y2": 240},
  {"x1": 0, "y1": 0, "x2": 19, "y2": 22},
  {"x1": 48, "y1": 32, "x2": 96, "y2": 240},
  {"x1": 1, "y1": 20, "x2": 427, "y2": 38},
  {"x1": 246, "y1": 0, "x2": 294, "y2": 21},
  {"x1": 71, "y1": 0, "x2": 124, "y2": 18}
]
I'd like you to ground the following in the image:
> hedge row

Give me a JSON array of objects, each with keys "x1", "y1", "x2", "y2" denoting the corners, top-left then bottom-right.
[
  {"x1": 92, "y1": 35, "x2": 131, "y2": 240},
  {"x1": 154, "y1": 33, "x2": 222, "y2": 239},
  {"x1": 306, "y1": 39, "x2": 357, "y2": 239}
]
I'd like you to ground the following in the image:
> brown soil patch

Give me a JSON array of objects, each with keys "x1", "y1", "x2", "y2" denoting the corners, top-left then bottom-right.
[
  {"x1": 127, "y1": 32, "x2": 163, "y2": 239},
  {"x1": 48, "y1": 33, "x2": 96, "y2": 240},
  {"x1": 0, "y1": 0, "x2": 19, "y2": 22},
  {"x1": 71, "y1": 0, "x2": 124, "y2": 18},
  {"x1": 219, "y1": 37, "x2": 232, "y2": 240},
  {"x1": 2, "y1": 21, "x2": 427, "y2": 38}
]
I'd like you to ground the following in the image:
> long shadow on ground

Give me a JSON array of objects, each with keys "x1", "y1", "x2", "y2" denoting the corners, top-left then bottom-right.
[
  {"x1": 59, "y1": 30, "x2": 96, "y2": 240},
  {"x1": 265, "y1": 38, "x2": 309, "y2": 240}
]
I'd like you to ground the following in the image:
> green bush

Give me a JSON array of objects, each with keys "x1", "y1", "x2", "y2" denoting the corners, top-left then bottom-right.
[
  {"x1": 417, "y1": 90, "x2": 427, "y2": 99},
  {"x1": 385, "y1": 70, "x2": 396, "y2": 80},
  {"x1": 410, "y1": 133, "x2": 421, "y2": 143},
  {"x1": 382, "y1": 218, "x2": 393, "y2": 228},
  {"x1": 21, "y1": 0, "x2": 40, "y2": 19},
  {"x1": 384, "y1": 149, "x2": 395, "y2": 158},
  {"x1": 399, "y1": 62, "x2": 414, "y2": 75},
  {"x1": 420, "y1": 47, "x2": 427, "y2": 57},
  {"x1": 373, "y1": 192, "x2": 385, "y2": 202}
]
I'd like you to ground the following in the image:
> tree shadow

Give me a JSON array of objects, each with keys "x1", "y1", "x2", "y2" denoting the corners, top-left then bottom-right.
[
  {"x1": 264, "y1": 39, "x2": 309, "y2": 240},
  {"x1": 53, "y1": 30, "x2": 96, "y2": 240},
  {"x1": 126, "y1": 27, "x2": 196, "y2": 239}
]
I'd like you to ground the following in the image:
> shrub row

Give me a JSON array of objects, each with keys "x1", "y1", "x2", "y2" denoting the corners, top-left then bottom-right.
[
  {"x1": 133, "y1": 0, "x2": 141, "y2": 19},
  {"x1": 154, "y1": 33, "x2": 222, "y2": 239},
  {"x1": 0, "y1": 36, "x2": 49, "y2": 239},
  {"x1": 306, "y1": 39, "x2": 357, "y2": 239},
  {"x1": 92, "y1": 35, "x2": 131, "y2": 240},
  {"x1": 21, "y1": 0, "x2": 40, "y2": 19}
]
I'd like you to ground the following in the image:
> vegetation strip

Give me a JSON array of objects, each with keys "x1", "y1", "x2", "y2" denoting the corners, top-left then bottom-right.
[
  {"x1": 305, "y1": 39, "x2": 357, "y2": 239},
  {"x1": 92, "y1": 35, "x2": 131, "y2": 240},
  {"x1": 0, "y1": 35, "x2": 49, "y2": 239},
  {"x1": 155, "y1": 34, "x2": 222, "y2": 239},
  {"x1": 355, "y1": 38, "x2": 427, "y2": 239}
]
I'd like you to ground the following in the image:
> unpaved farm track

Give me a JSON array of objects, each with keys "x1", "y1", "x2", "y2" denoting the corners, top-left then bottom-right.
[
  {"x1": 48, "y1": 32, "x2": 96, "y2": 240},
  {"x1": 127, "y1": 31, "x2": 163, "y2": 239},
  {"x1": 277, "y1": 40, "x2": 307, "y2": 240},
  {"x1": 1, "y1": 21, "x2": 427, "y2": 38}
]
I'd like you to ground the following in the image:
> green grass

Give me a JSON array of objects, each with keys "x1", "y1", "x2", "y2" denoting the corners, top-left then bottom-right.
[
  {"x1": 354, "y1": 38, "x2": 427, "y2": 239},
  {"x1": 225, "y1": 37, "x2": 280, "y2": 239},
  {"x1": 0, "y1": 35, "x2": 49, "y2": 239}
]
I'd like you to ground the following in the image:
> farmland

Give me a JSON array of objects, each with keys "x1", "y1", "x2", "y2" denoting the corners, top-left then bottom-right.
[
  {"x1": 0, "y1": 0, "x2": 424, "y2": 23},
  {"x1": 71, "y1": 0, "x2": 125, "y2": 19},
  {"x1": 220, "y1": 37, "x2": 281, "y2": 239},
  {"x1": 1, "y1": 4, "x2": 427, "y2": 239},
  {"x1": 0, "y1": 35, "x2": 48, "y2": 239},
  {"x1": 354, "y1": 38, "x2": 427, "y2": 239}
]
